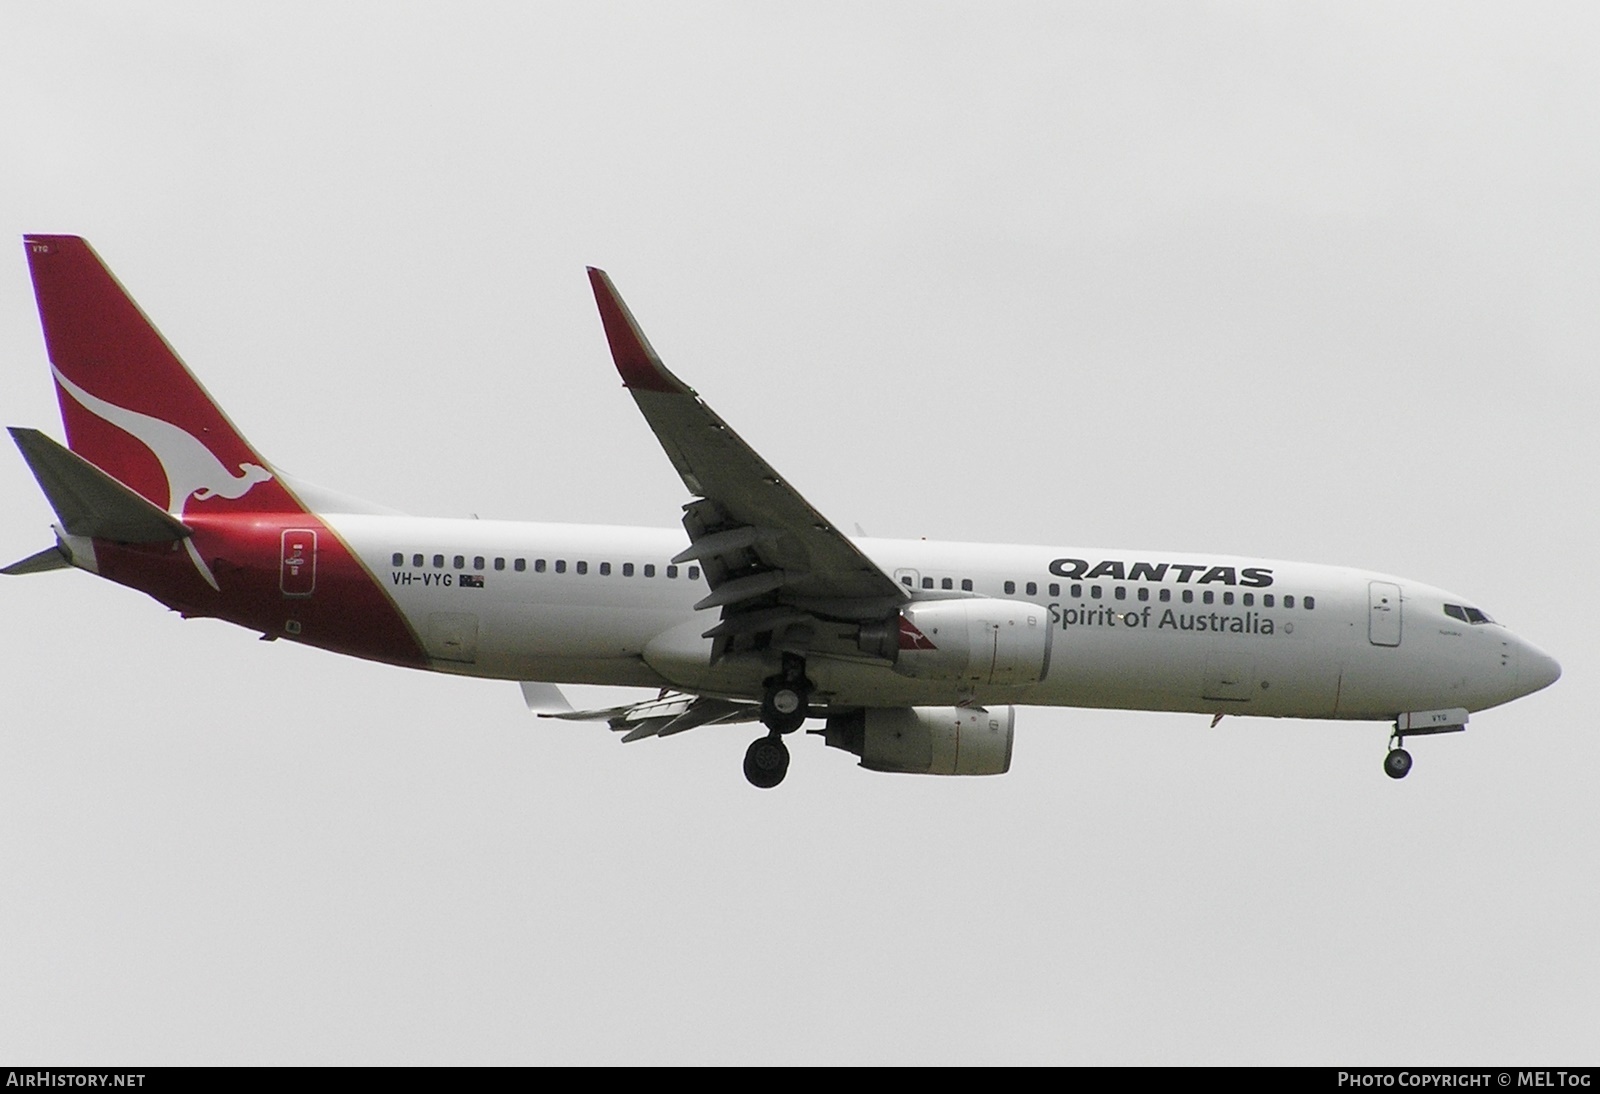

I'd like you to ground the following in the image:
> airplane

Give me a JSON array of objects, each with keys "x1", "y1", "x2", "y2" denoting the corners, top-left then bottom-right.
[{"x1": 5, "y1": 235, "x2": 1561, "y2": 788}]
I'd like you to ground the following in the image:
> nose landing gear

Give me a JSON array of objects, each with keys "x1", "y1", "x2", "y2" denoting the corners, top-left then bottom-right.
[
  {"x1": 1383, "y1": 711, "x2": 1467, "y2": 780},
  {"x1": 745, "y1": 653, "x2": 811, "y2": 789},
  {"x1": 1383, "y1": 746, "x2": 1413, "y2": 780}
]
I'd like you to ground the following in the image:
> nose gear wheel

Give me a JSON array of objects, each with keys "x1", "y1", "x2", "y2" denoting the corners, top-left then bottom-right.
[{"x1": 1383, "y1": 747, "x2": 1413, "y2": 780}]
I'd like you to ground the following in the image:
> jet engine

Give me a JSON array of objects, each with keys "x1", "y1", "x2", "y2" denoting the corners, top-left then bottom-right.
[
  {"x1": 857, "y1": 598, "x2": 1052, "y2": 686},
  {"x1": 820, "y1": 706, "x2": 1015, "y2": 776}
]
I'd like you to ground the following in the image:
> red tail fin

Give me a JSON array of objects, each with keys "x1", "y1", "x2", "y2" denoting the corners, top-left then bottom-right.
[{"x1": 24, "y1": 235, "x2": 300, "y2": 517}]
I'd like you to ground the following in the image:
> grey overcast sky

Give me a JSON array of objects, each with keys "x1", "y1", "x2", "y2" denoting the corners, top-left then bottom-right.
[{"x1": 1, "y1": 2, "x2": 1594, "y2": 1065}]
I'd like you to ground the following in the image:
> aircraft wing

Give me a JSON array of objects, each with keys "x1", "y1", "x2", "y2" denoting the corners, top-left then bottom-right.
[
  {"x1": 539, "y1": 690, "x2": 761, "y2": 742},
  {"x1": 588, "y1": 269, "x2": 907, "y2": 661}
]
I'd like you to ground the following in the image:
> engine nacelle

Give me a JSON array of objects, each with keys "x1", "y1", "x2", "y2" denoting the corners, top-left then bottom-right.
[
  {"x1": 858, "y1": 598, "x2": 1052, "y2": 686},
  {"x1": 821, "y1": 706, "x2": 1015, "y2": 776}
]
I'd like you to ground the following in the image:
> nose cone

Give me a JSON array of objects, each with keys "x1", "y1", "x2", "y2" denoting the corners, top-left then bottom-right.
[{"x1": 1518, "y1": 639, "x2": 1562, "y2": 696}]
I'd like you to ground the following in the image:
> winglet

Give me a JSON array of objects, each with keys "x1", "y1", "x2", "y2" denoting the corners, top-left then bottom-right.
[{"x1": 586, "y1": 268, "x2": 689, "y2": 395}]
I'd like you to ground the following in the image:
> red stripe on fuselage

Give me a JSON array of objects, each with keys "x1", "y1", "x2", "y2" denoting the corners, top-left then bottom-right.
[{"x1": 95, "y1": 513, "x2": 429, "y2": 669}]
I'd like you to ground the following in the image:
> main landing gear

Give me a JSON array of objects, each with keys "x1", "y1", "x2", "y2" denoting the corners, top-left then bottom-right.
[
  {"x1": 744, "y1": 653, "x2": 811, "y2": 790},
  {"x1": 743, "y1": 735, "x2": 790, "y2": 790}
]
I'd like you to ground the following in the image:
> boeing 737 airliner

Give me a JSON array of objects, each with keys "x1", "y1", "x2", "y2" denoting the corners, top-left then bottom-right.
[{"x1": 5, "y1": 236, "x2": 1560, "y2": 787}]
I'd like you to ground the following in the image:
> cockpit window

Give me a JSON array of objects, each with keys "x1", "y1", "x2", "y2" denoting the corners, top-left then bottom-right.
[
  {"x1": 1444, "y1": 603, "x2": 1493, "y2": 625},
  {"x1": 1463, "y1": 607, "x2": 1492, "y2": 624}
]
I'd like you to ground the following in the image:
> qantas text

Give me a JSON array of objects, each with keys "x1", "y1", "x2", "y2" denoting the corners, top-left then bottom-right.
[{"x1": 1048, "y1": 559, "x2": 1273, "y2": 587}]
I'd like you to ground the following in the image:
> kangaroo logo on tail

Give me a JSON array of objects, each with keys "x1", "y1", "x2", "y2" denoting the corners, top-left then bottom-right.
[
  {"x1": 52, "y1": 366, "x2": 273, "y2": 514},
  {"x1": 52, "y1": 367, "x2": 276, "y2": 593}
]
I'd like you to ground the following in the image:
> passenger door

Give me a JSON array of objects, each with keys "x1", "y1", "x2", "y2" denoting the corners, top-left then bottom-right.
[{"x1": 1368, "y1": 581, "x2": 1402, "y2": 647}]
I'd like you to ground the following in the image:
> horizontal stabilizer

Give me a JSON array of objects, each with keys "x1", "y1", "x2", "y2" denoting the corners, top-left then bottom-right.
[
  {"x1": 9, "y1": 427, "x2": 190, "y2": 543},
  {"x1": 1, "y1": 543, "x2": 71, "y2": 575},
  {"x1": 540, "y1": 690, "x2": 761, "y2": 740},
  {"x1": 540, "y1": 693, "x2": 696, "y2": 725}
]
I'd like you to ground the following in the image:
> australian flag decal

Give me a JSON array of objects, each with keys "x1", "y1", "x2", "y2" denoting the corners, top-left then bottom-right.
[{"x1": 460, "y1": 574, "x2": 485, "y2": 588}]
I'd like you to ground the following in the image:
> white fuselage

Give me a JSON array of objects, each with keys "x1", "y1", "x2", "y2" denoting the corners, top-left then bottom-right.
[{"x1": 329, "y1": 514, "x2": 1557, "y2": 723}]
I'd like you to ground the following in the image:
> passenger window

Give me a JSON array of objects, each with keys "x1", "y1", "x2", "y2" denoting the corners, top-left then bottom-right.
[
  {"x1": 1222, "y1": 592, "x2": 1233, "y2": 605},
  {"x1": 412, "y1": 554, "x2": 424, "y2": 568},
  {"x1": 1284, "y1": 595, "x2": 1294, "y2": 608},
  {"x1": 1182, "y1": 590, "x2": 1193, "y2": 603},
  {"x1": 599, "y1": 562, "x2": 611, "y2": 576},
  {"x1": 1263, "y1": 594, "x2": 1274, "y2": 607},
  {"x1": 1159, "y1": 589, "x2": 1171, "y2": 602},
  {"x1": 922, "y1": 577, "x2": 934, "y2": 589},
  {"x1": 623, "y1": 563, "x2": 634, "y2": 577},
  {"x1": 433, "y1": 554, "x2": 445, "y2": 568},
  {"x1": 1071, "y1": 584, "x2": 1082, "y2": 598},
  {"x1": 1137, "y1": 587, "x2": 1149, "y2": 602},
  {"x1": 688, "y1": 566, "x2": 700, "y2": 580},
  {"x1": 555, "y1": 560, "x2": 567, "y2": 574},
  {"x1": 1026, "y1": 581, "x2": 1037, "y2": 596},
  {"x1": 1004, "y1": 581, "x2": 1016, "y2": 594},
  {"x1": 494, "y1": 557, "x2": 505, "y2": 571},
  {"x1": 391, "y1": 553, "x2": 403, "y2": 567},
  {"x1": 1091, "y1": 586, "x2": 1102, "y2": 599},
  {"x1": 474, "y1": 556, "x2": 485, "y2": 571},
  {"x1": 1304, "y1": 596, "x2": 1315, "y2": 610},
  {"x1": 667, "y1": 565, "x2": 679, "y2": 578},
  {"x1": 901, "y1": 575, "x2": 913, "y2": 587},
  {"x1": 1202, "y1": 591, "x2": 1214, "y2": 605},
  {"x1": 1049, "y1": 583, "x2": 1060, "y2": 597},
  {"x1": 576, "y1": 561, "x2": 588, "y2": 575},
  {"x1": 453, "y1": 555, "x2": 464, "y2": 569},
  {"x1": 941, "y1": 578, "x2": 953, "y2": 590},
  {"x1": 961, "y1": 579, "x2": 973, "y2": 592},
  {"x1": 1243, "y1": 593, "x2": 1254, "y2": 607},
  {"x1": 644, "y1": 564, "x2": 656, "y2": 577},
  {"x1": 1114, "y1": 587, "x2": 1126, "y2": 601}
]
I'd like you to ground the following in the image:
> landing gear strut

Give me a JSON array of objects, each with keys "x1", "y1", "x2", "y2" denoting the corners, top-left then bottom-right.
[
  {"x1": 1385, "y1": 725, "x2": 1414, "y2": 780},
  {"x1": 759, "y1": 652, "x2": 811, "y2": 735},
  {"x1": 1382, "y1": 715, "x2": 1466, "y2": 780},
  {"x1": 745, "y1": 653, "x2": 811, "y2": 788},
  {"x1": 761, "y1": 684, "x2": 807, "y2": 733}
]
